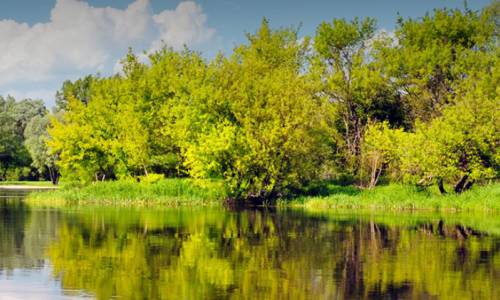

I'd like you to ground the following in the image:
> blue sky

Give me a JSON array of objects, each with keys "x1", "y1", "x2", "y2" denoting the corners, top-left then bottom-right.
[{"x1": 0, "y1": 0, "x2": 492, "y2": 107}]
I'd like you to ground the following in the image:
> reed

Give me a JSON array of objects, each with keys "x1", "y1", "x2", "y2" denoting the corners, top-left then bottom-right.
[
  {"x1": 27, "y1": 178, "x2": 227, "y2": 207},
  {"x1": 279, "y1": 183, "x2": 500, "y2": 212}
]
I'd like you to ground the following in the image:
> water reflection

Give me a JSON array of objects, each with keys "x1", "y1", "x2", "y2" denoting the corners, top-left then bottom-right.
[{"x1": 0, "y1": 190, "x2": 499, "y2": 299}]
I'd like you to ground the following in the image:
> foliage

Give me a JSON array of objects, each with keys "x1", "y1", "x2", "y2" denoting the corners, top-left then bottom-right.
[
  {"x1": 397, "y1": 65, "x2": 499, "y2": 192},
  {"x1": 10, "y1": 4, "x2": 500, "y2": 202},
  {"x1": 48, "y1": 20, "x2": 334, "y2": 201},
  {"x1": 138, "y1": 173, "x2": 165, "y2": 184},
  {"x1": 55, "y1": 74, "x2": 97, "y2": 111},
  {"x1": 360, "y1": 122, "x2": 406, "y2": 187},
  {"x1": 49, "y1": 77, "x2": 150, "y2": 183},
  {"x1": 24, "y1": 114, "x2": 60, "y2": 184},
  {"x1": 358, "y1": 5, "x2": 499, "y2": 193},
  {"x1": 0, "y1": 96, "x2": 46, "y2": 180},
  {"x1": 138, "y1": 48, "x2": 209, "y2": 176},
  {"x1": 182, "y1": 20, "x2": 333, "y2": 200},
  {"x1": 377, "y1": 5, "x2": 498, "y2": 122},
  {"x1": 313, "y1": 17, "x2": 404, "y2": 174}
]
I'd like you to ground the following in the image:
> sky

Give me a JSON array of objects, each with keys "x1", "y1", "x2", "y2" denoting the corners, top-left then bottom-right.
[{"x1": 0, "y1": 0, "x2": 493, "y2": 107}]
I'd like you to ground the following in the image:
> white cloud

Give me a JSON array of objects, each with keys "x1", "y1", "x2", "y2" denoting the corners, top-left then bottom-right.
[
  {"x1": 0, "y1": 0, "x2": 215, "y2": 105},
  {"x1": 151, "y1": 1, "x2": 215, "y2": 51}
]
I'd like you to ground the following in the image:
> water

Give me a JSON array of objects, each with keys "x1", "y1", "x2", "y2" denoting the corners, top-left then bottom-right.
[{"x1": 0, "y1": 189, "x2": 499, "y2": 299}]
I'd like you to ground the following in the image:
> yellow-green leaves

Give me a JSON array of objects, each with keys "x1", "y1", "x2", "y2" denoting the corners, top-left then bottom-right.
[
  {"x1": 46, "y1": 6, "x2": 499, "y2": 199},
  {"x1": 361, "y1": 122, "x2": 406, "y2": 187},
  {"x1": 49, "y1": 78, "x2": 150, "y2": 182},
  {"x1": 182, "y1": 22, "x2": 332, "y2": 200}
]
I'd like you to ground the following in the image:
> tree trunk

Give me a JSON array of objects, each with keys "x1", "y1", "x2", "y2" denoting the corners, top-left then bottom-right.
[
  {"x1": 463, "y1": 180, "x2": 474, "y2": 192},
  {"x1": 48, "y1": 168, "x2": 52, "y2": 183},
  {"x1": 437, "y1": 178, "x2": 447, "y2": 194},
  {"x1": 368, "y1": 156, "x2": 378, "y2": 189},
  {"x1": 368, "y1": 156, "x2": 383, "y2": 189},
  {"x1": 48, "y1": 167, "x2": 59, "y2": 185},
  {"x1": 48, "y1": 167, "x2": 54, "y2": 184},
  {"x1": 52, "y1": 174, "x2": 59, "y2": 185},
  {"x1": 454, "y1": 175, "x2": 469, "y2": 193},
  {"x1": 52, "y1": 171, "x2": 59, "y2": 185},
  {"x1": 343, "y1": 103, "x2": 363, "y2": 175}
]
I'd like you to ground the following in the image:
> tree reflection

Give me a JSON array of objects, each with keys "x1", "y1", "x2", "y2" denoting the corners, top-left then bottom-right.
[
  {"x1": 45, "y1": 209, "x2": 500, "y2": 299},
  {"x1": 0, "y1": 197, "x2": 60, "y2": 272}
]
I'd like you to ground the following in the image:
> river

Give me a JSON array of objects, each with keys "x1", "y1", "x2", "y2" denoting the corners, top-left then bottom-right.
[{"x1": 0, "y1": 189, "x2": 499, "y2": 299}]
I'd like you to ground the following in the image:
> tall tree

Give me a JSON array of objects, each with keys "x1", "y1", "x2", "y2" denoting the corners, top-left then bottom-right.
[
  {"x1": 313, "y1": 17, "x2": 402, "y2": 175},
  {"x1": 55, "y1": 75, "x2": 97, "y2": 111},
  {"x1": 183, "y1": 20, "x2": 333, "y2": 201},
  {"x1": 401, "y1": 62, "x2": 499, "y2": 193},
  {"x1": 0, "y1": 96, "x2": 45, "y2": 180},
  {"x1": 49, "y1": 76, "x2": 150, "y2": 182},
  {"x1": 377, "y1": 6, "x2": 498, "y2": 123},
  {"x1": 24, "y1": 115, "x2": 60, "y2": 184}
]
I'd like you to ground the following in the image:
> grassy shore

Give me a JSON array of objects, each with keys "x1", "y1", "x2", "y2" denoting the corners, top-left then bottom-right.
[
  {"x1": 26, "y1": 179, "x2": 227, "y2": 207},
  {"x1": 25, "y1": 179, "x2": 499, "y2": 211},
  {"x1": 280, "y1": 183, "x2": 500, "y2": 212}
]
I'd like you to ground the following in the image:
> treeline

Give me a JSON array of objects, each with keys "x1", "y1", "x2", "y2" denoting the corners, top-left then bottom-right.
[
  {"x1": 5, "y1": 4, "x2": 500, "y2": 201},
  {"x1": 0, "y1": 96, "x2": 59, "y2": 182}
]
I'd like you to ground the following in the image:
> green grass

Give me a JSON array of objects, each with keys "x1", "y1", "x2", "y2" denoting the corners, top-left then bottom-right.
[
  {"x1": 279, "y1": 183, "x2": 500, "y2": 212},
  {"x1": 26, "y1": 178, "x2": 227, "y2": 207},
  {"x1": 26, "y1": 178, "x2": 499, "y2": 212}
]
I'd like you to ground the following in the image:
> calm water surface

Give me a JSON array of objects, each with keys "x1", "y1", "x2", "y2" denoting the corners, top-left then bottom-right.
[{"x1": 0, "y1": 189, "x2": 499, "y2": 299}]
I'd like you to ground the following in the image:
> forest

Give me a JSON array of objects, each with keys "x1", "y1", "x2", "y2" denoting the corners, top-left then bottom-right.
[{"x1": 1, "y1": 4, "x2": 499, "y2": 203}]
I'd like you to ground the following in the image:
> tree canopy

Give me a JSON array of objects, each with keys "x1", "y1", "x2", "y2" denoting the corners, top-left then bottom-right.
[
  {"x1": 0, "y1": 96, "x2": 47, "y2": 180},
  {"x1": 4, "y1": 4, "x2": 499, "y2": 200}
]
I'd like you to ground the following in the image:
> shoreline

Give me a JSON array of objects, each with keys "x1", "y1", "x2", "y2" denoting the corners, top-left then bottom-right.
[
  {"x1": 0, "y1": 185, "x2": 58, "y2": 190},
  {"x1": 21, "y1": 180, "x2": 500, "y2": 213}
]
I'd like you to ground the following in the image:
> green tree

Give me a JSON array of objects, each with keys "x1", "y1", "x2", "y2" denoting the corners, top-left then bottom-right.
[
  {"x1": 378, "y1": 6, "x2": 498, "y2": 123},
  {"x1": 55, "y1": 75, "x2": 97, "y2": 111},
  {"x1": 49, "y1": 76, "x2": 150, "y2": 182},
  {"x1": 183, "y1": 20, "x2": 333, "y2": 201},
  {"x1": 313, "y1": 17, "x2": 403, "y2": 176},
  {"x1": 361, "y1": 122, "x2": 406, "y2": 188},
  {"x1": 401, "y1": 70, "x2": 499, "y2": 193},
  {"x1": 43, "y1": 5, "x2": 499, "y2": 199},
  {"x1": 136, "y1": 48, "x2": 208, "y2": 176},
  {"x1": 359, "y1": 4, "x2": 499, "y2": 191},
  {"x1": 24, "y1": 114, "x2": 60, "y2": 184},
  {"x1": 0, "y1": 96, "x2": 46, "y2": 180}
]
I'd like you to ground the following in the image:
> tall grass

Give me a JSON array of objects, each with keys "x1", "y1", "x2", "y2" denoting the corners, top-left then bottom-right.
[
  {"x1": 27, "y1": 179, "x2": 499, "y2": 212},
  {"x1": 27, "y1": 178, "x2": 227, "y2": 207},
  {"x1": 279, "y1": 183, "x2": 500, "y2": 212}
]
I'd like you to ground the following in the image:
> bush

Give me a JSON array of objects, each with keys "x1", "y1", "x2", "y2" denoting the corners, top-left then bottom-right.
[{"x1": 138, "y1": 173, "x2": 164, "y2": 184}]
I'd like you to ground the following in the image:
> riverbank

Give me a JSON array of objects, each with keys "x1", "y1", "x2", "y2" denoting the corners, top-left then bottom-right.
[
  {"x1": 25, "y1": 179, "x2": 500, "y2": 212},
  {"x1": 279, "y1": 183, "x2": 500, "y2": 212},
  {"x1": 26, "y1": 179, "x2": 227, "y2": 207}
]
